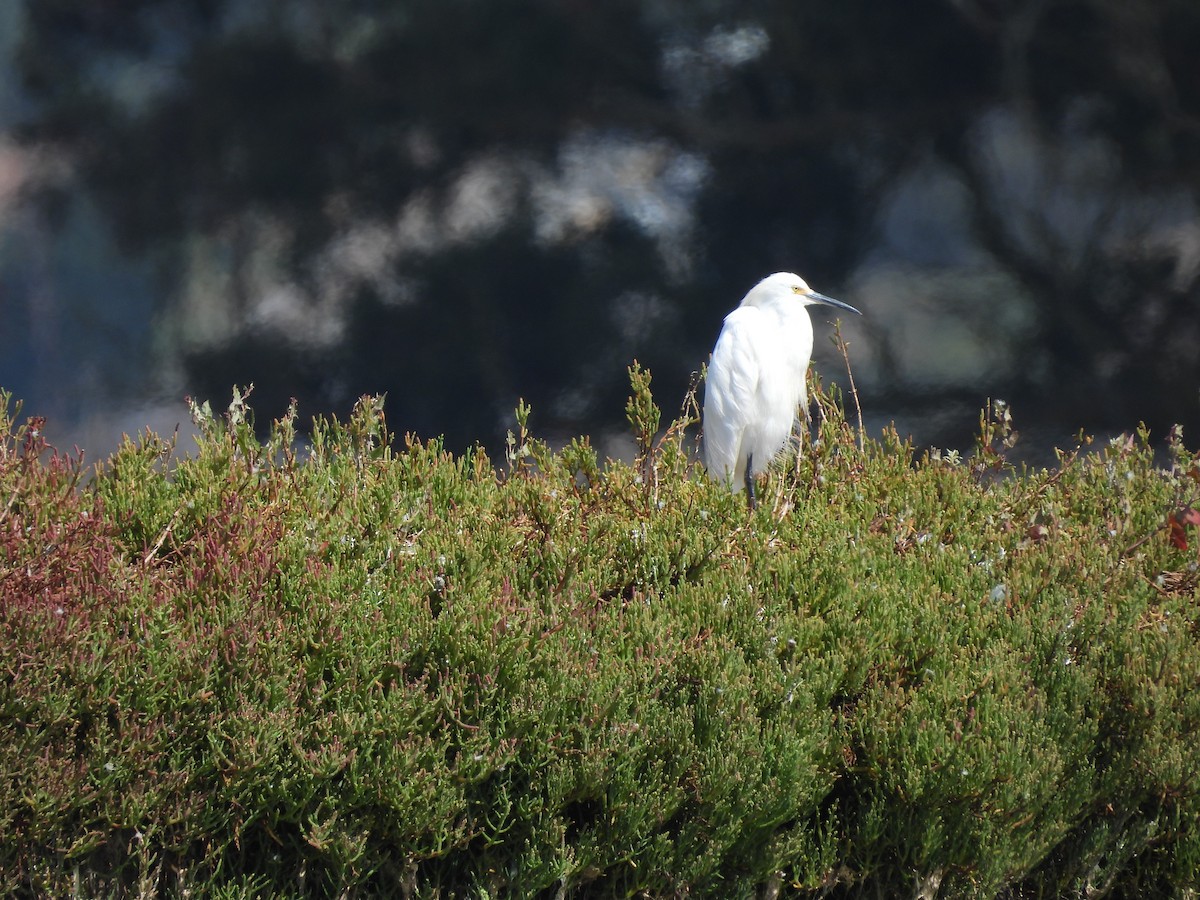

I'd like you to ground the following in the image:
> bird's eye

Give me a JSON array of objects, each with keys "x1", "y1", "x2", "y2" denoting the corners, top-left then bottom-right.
[{"x1": 791, "y1": 285, "x2": 804, "y2": 294}]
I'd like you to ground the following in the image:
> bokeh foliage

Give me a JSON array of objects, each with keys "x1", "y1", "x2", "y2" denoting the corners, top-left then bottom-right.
[
  {"x1": 2, "y1": 377, "x2": 1199, "y2": 897},
  {"x1": 13, "y1": 0, "x2": 1200, "y2": 447}
]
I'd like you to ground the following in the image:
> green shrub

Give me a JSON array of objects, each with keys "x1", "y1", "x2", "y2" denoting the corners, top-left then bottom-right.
[{"x1": 1, "y1": 377, "x2": 1198, "y2": 898}]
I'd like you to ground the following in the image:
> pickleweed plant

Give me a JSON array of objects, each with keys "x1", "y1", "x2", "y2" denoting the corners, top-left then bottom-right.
[{"x1": 1, "y1": 376, "x2": 1198, "y2": 898}]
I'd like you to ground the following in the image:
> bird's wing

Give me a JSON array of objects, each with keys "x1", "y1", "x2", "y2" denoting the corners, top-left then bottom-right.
[{"x1": 703, "y1": 308, "x2": 765, "y2": 485}]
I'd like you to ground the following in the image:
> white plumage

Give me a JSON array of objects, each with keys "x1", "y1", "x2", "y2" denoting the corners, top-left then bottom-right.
[{"x1": 703, "y1": 272, "x2": 860, "y2": 505}]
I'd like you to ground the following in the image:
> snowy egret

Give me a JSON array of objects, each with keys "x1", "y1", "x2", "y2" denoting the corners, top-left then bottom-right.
[{"x1": 703, "y1": 272, "x2": 861, "y2": 508}]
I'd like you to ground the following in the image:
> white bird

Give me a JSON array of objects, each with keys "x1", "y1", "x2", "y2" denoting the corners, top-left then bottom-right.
[{"x1": 703, "y1": 272, "x2": 861, "y2": 508}]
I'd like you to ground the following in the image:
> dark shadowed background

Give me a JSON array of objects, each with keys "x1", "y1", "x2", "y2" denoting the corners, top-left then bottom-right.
[{"x1": 1, "y1": 0, "x2": 1198, "y2": 461}]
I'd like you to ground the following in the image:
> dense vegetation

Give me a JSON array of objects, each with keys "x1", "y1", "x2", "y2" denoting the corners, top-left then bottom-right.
[{"x1": 2, "y1": 371, "x2": 1199, "y2": 898}]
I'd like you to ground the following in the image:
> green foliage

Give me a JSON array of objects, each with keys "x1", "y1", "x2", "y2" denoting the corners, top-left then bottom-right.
[{"x1": 2, "y1": 380, "x2": 1199, "y2": 897}]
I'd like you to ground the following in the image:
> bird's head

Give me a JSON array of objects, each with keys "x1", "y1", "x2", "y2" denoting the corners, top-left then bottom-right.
[{"x1": 744, "y1": 272, "x2": 861, "y2": 316}]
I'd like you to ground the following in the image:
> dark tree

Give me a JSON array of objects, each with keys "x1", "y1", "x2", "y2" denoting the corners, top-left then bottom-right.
[{"x1": 15, "y1": 0, "x2": 1200, "y2": 448}]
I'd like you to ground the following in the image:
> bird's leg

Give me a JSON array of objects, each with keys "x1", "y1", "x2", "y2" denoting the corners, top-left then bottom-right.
[{"x1": 744, "y1": 453, "x2": 757, "y2": 511}]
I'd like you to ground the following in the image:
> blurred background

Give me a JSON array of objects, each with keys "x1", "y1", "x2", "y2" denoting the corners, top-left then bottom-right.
[{"x1": 1, "y1": 0, "x2": 1197, "y2": 463}]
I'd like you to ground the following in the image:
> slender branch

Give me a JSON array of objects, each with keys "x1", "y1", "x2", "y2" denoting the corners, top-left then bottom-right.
[
  {"x1": 833, "y1": 320, "x2": 865, "y2": 451},
  {"x1": 144, "y1": 506, "x2": 183, "y2": 566}
]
